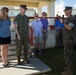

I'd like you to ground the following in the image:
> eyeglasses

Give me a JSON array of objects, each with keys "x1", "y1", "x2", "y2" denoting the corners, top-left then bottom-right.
[
  {"x1": 35, "y1": 16, "x2": 38, "y2": 17},
  {"x1": 43, "y1": 14, "x2": 47, "y2": 16},
  {"x1": 6, "y1": 10, "x2": 9, "y2": 12}
]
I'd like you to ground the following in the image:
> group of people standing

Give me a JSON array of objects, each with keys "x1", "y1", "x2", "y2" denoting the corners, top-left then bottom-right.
[
  {"x1": 0, "y1": 5, "x2": 49, "y2": 67},
  {"x1": 0, "y1": 4, "x2": 75, "y2": 75},
  {"x1": 31, "y1": 12, "x2": 49, "y2": 54}
]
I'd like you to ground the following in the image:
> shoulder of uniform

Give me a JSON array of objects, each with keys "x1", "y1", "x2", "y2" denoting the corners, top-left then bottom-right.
[
  {"x1": 71, "y1": 15, "x2": 75, "y2": 19},
  {"x1": 25, "y1": 15, "x2": 29, "y2": 18},
  {"x1": 68, "y1": 15, "x2": 75, "y2": 21},
  {"x1": 71, "y1": 15, "x2": 76, "y2": 20},
  {"x1": 15, "y1": 14, "x2": 20, "y2": 18}
]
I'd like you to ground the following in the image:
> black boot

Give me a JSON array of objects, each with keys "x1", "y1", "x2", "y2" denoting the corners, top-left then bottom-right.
[
  {"x1": 17, "y1": 57, "x2": 21, "y2": 65},
  {"x1": 23, "y1": 56, "x2": 30, "y2": 63}
]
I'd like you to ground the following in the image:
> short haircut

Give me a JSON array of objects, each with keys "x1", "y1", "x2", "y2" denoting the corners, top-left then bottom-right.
[
  {"x1": 42, "y1": 12, "x2": 47, "y2": 16},
  {"x1": 34, "y1": 13, "x2": 39, "y2": 16}
]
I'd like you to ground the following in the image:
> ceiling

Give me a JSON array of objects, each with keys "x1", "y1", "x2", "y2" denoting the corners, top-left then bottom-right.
[
  {"x1": 1, "y1": 0, "x2": 55, "y2": 2},
  {"x1": 0, "y1": 0, "x2": 56, "y2": 7}
]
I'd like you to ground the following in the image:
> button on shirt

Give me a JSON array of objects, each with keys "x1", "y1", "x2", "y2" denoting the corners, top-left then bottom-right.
[
  {"x1": 31, "y1": 20, "x2": 43, "y2": 36},
  {"x1": 0, "y1": 18, "x2": 11, "y2": 38}
]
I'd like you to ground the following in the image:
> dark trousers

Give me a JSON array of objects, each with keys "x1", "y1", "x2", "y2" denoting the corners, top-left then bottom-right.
[{"x1": 56, "y1": 31, "x2": 63, "y2": 48}]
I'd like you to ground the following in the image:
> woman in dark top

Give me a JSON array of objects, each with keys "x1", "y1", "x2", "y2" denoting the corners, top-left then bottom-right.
[{"x1": 0, "y1": 7, "x2": 11, "y2": 67}]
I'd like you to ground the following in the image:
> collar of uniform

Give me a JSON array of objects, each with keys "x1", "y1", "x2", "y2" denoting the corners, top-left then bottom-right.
[
  {"x1": 68, "y1": 15, "x2": 72, "y2": 18},
  {"x1": 19, "y1": 13, "x2": 25, "y2": 16}
]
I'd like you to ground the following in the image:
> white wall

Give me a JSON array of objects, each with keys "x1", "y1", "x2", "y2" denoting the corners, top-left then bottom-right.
[
  {"x1": 8, "y1": 9, "x2": 36, "y2": 16},
  {"x1": 72, "y1": 9, "x2": 76, "y2": 15}
]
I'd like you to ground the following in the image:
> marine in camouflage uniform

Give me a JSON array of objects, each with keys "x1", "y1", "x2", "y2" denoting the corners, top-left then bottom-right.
[
  {"x1": 62, "y1": 7, "x2": 76, "y2": 75},
  {"x1": 14, "y1": 5, "x2": 29, "y2": 65}
]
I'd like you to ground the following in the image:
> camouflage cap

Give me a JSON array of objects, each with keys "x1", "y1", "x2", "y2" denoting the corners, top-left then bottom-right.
[
  {"x1": 63, "y1": 6, "x2": 72, "y2": 11},
  {"x1": 20, "y1": 5, "x2": 28, "y2": 10}
]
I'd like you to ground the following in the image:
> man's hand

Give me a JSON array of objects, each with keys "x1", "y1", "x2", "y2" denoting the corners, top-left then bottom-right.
[
  {"x1": 44, "y1": 30, "x2": 46, "y2": 33},
  {"x1": 43, "y1": 30, "x2": 46, "y2": 33},
  {"x1": 64, "y1": 23, "x2": 72, "y2": 30},
  {"x1": 58, "y1": 25, "x2": 60, "y2": 30},
  {"x1": 60, "y1": 18, "x2": 63, "y2": 23},
  {"x1": 17, "y1": 35, "x2": 21, "y2": 40}
]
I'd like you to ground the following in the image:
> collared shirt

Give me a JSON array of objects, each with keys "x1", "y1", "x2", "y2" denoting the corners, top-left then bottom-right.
[
  {"x1": 31, "y1": 20, "x2": 43, "y2": 36},
  {"x1": 40, "y1": 18, "x2": 49, "y2": 32},
  {"x1": 14, "y1": 14, "x2": 29, "y2": 37},
  {"x1": 55, "y1": 20, "x2": 64, "y2": 32},
  {"x1": 0, "y1": 18, "x2": 11, "y2": 38}
]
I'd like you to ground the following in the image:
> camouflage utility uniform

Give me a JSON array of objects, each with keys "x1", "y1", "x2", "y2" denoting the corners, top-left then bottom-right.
[
  {"x1": 14, "y1": 14, "x2": 29, "y2": 58},
  {"x1": 63, "y1": 15, "x2": 76, "y2": 70}
]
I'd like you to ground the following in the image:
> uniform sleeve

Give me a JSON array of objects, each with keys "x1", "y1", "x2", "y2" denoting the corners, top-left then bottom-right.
[
  {"x1": 68, "y1": 23, "x2": 74, "y2": 28},
  {"x1": 64, "y1": 19, "x2": 69, "y2": 24},
  {"x1": 27, "y1": 17, "x2": 29, "y2": 25},
  {"x1": 64, "y1": 17, "x2": 75, "y2": 28},
  {"x1": 27, "y1": 17, "x2": 29, "y2": 33},
  {"x1": 14, "y1": 16, "x2": 18, "y2": 25}
]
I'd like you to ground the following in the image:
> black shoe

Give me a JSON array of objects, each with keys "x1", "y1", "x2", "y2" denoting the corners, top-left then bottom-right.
[
  {"x1": 23, "y1": 57, "x2": 30, "y2": 64},
  {"x1": 39, "y1": 51, "x2": 43, "y2": 55},
  {"x1": 17, "y1": 58, "x2": 21, "y2": 65},
  {"x1": 7, "y1": 61, "x2": 11, "y2": 65},
  {"x1": 55, "y1": 47, "x2": 59, "y2": 49},
  {"x1": 34, "y1": 49, "x2": 39, "y2": 55},
  {"x1": 42, "y1": 49, "x2": 47, "y2": 52},
  {"x1": 3, "y1": 64, "x2": 10, "y2": 67}
]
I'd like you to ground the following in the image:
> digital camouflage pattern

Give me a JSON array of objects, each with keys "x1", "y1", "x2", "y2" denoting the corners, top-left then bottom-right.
[
  {"x1": 14, "y1": 14, "x2": 29, "y2": 37},
  {"x1": 14, "y1": 14, "x2": 29, "y2": 57},
  {"x1": 63, "y1": 15, "x2": 76, "y2": 70}
]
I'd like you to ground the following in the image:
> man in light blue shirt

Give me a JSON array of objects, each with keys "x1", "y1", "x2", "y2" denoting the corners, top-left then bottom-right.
[
  {"x1": 31, "y1": 20, "x2": 43, "y2": 37},
  {"x1": 31, "y1": 13, "x2": 43, "y2": 54}
]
